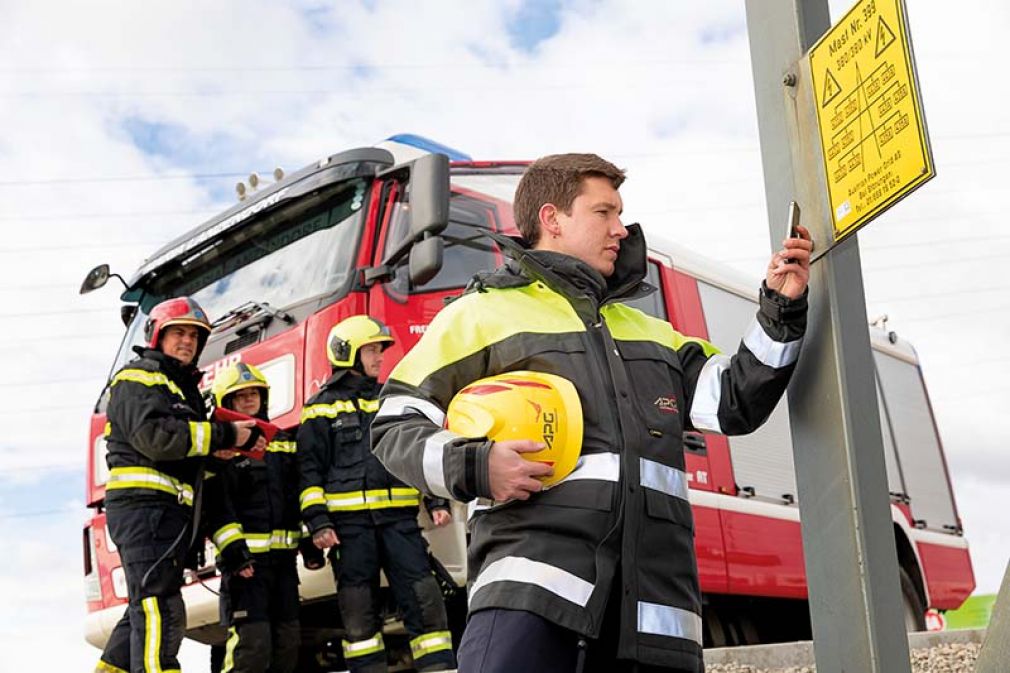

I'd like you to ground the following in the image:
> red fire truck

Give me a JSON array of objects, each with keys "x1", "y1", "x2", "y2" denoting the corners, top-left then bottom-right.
[{"x1": 81, "y1": 136, "x2": 974, "y2": 667}]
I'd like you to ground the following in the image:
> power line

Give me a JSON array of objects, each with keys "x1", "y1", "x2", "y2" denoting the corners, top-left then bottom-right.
[
  {"x1": 0, "y1": 208, "x2": 216, "y2": 222},
  {"x1": 0, "y1": 78, "x2": 719, "y2": 99},
  {"x1": 864, "y1": 249, "x2": 1010, "y2": 272},
  {"x1": 0, "y1": 375, "x2": 105, "y2": 388},
  {"x1": 0, "y1": 241, "x2": 164, "y2": 255},
  {"x1": 898, "y1": 302, "x2": 1010, "y2": 324},
  {"x1": 0, "y1": 171, "x2": 247, "y2": 187},
  {"x1": 0, "y1": 57, "x2": 742, "y2": 75},
  {"x1": 0, "y1": 463, "x2": 80, "y2": 474},
  {"x1": 722, "y1": 231, "x2": 1010, "y2": 265},
  {"x1": 0, "y1": 308, "x2": 111, "y2": 318},
  {"x1": 0, "y1": 508, "x2": 82, "y2": 520},
  {"x1": 0, "y1": 404, "x2": 95, "y2": 415},
  {"x1": 869, "y1": 284, "x2": 1010, "y2": 304},
  {"x1": 0, "y1": 332, "x2": 122, "y2": 347}
]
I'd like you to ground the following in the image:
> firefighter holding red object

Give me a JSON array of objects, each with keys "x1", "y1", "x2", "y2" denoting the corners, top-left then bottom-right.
[
  {"x1": 372, "y1": 154, "x2": 812, "y2": 673},
  {"x1": 96, "y1": 297, "x2": 264, "y2": 673},
  {"x1": 205, "y1": 362, "x2": 323, "y2": 673},
  {"x1": 297, "y1": 315, "x2": 456, "y2": 673}
]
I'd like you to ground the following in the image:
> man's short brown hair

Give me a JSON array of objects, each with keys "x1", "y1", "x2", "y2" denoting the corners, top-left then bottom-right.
[{"x1": 513, "y1": 153, "x2": 626, "y2": 246}]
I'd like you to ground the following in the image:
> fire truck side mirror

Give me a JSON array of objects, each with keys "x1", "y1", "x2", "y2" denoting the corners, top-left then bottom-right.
[
  {"x1": 80, "y1": 264, "x2": 112, "y2": 294},
  {"x1": 409, "y1": 153, "x2": 450, "y2": 238},
  {"x1": 80, "y1": 263, "x2": 129, "y2": 295},
  {"x1": 408, "y1": 236, "x2": 444, "y2": 287}
]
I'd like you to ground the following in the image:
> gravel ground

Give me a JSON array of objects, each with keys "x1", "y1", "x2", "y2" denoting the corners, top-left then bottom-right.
[{"x1": 705, "y1": 641, "x2": 981, "y2": 673}]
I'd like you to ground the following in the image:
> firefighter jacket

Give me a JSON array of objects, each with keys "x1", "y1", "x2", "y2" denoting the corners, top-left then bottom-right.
[
  {"x1": 297, "y1": 370, "x2": 449, "y2": 532},
  {"x1": 371, "y1": 224, "x2": 807, "y2": 672},
  {"x1": 105, "y1": 347, "x2": 236, "y2": 509},
  {"x1": 206, "y1": 428, "x2": 320, "y2": 571}
]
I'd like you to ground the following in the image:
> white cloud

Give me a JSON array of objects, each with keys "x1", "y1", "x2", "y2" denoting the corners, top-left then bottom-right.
[{"x1": 1, "y1": 0, "x2": 1007, "y2": 668}]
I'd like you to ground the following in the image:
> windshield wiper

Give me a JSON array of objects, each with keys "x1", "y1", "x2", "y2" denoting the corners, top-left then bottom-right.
[{"x1": 211, "y1": 301, "x2": 295, "y2": 332}]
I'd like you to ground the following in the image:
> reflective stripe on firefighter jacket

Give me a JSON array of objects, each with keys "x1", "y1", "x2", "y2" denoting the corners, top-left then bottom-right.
[
  {"x1": 297, "y1": 371, "x2": 447, "y2": 531},
  {"x1": 104, "y1": 347, "x2": 236, "y2": 508},
  {"x1": 372, "y1": 224, "x2": 807, "y2": 673},
  {"x1": 205, "y1": 430, "x2": 316, "y2": 571}
]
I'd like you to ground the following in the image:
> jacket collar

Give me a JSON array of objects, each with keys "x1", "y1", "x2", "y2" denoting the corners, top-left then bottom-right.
[
  {"x1": 133, "y1": 346, "x2": 203, "y2": 385},
  {"x1": 467, "y1": 223, "x2": 655, "y2": 312},
  {"x1": 321, "y1": 368, "x2": 378, "y2": 393}
]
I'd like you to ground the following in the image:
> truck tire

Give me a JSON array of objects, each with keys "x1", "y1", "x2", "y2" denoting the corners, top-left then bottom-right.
[{"x1": 900, "y1": 567, "x2": 926, "y2": 632}]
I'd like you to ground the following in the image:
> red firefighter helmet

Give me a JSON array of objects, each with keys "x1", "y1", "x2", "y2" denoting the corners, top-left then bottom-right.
[{"x1": 144, "y1": 297, "x2": 212, "y2": 357}]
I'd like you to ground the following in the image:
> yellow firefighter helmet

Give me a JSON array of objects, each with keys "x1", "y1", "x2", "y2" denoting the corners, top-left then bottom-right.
[
  {"x1": 211, "y1": 361, "x2": 270, "y2": 410},
  {"x1": 326, "y1": 315, "x2": 395, "y2": 368},
  {"x1": 446, "y1": 371, "x2": 583, "y2": 486}
]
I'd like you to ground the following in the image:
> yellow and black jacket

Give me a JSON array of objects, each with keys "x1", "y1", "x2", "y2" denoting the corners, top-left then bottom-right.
[
  {"x1": 206, "y1": 429, "x2": 319, "y2": 571},
  {"x1": 371, "y1": 224, "x2": 807, "y2": 672},
  {"x1": 297, "y1": 371, "x2": 448, "y2": 532},
  {"x1": 104, "y1": 347, "x2": 236, "y2": 510}
]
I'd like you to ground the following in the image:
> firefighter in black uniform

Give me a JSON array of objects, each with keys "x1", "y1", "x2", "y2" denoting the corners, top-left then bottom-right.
[
  {"x1": 96, "y1": 297, "x2": 263, "y2": 673},
  {"x1": 297, "y1": 315, "x2": 456, "y2": 673},
  {"x1": 206, "y1": 362, "x2": 325, "y2": 673}
]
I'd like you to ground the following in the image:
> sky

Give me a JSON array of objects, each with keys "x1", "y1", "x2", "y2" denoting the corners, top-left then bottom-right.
[{"x1": 1, "y1": 0, "x2": 1007, "y2": 669}]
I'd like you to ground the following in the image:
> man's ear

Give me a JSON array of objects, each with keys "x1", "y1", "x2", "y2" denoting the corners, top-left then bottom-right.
[{"x1": 538, "y1": 203, "x2": 561, "y2": 239}]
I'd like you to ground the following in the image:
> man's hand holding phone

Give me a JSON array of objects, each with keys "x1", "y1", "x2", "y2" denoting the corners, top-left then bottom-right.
[{"x1": 767, "y1": 201, "x2": 813, "y2": 299}]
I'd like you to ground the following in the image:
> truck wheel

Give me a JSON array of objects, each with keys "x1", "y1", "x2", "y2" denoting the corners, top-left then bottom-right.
[{"x1": 900, "y1": 567, "x2": 926, "y2": 632}]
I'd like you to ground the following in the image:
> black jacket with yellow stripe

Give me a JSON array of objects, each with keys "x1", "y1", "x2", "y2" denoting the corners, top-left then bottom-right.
[
  {"x1": 371, "y1": 225, "x2": 807, "y2": 672},
  {"x1": 297, "y1": 370, "x2": 448, "y2": 532},
  {"x1": 205, "y1": 428, "x2": 321, "y2": 571},
  {"x1": 105, "y1": 348, "x2": 236, "y2": 509}
]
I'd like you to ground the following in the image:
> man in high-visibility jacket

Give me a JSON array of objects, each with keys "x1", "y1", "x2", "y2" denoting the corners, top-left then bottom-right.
[
  {"x1": 206, "y1": 362, "x2": 325, "y2": 673},
  {"x1": 297, "y1": 315, "x2": 456, "y2": 673},
  {"x1": 372, "y1": 154, "x2": 813, "y2": 673},
  {"x1": 96, "y1": 297, "x2": 264, "y2": 673}
]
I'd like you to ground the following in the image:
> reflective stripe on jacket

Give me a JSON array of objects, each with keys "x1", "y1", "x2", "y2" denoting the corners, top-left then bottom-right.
[
  {"x1": 372, "y1": 225, "x2": 806, "y2": 672},
  {"x1": 205, "y1": 431, "x2": 312, "y2": 569},
  {"x1": 297, "y1": 371, "x2": 443, "y2": 531},
  {"x1": 104, "y1": 348, "x2": 235, "y2": 508}
]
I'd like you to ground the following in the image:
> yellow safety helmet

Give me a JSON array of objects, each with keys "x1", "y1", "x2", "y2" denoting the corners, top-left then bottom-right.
[
  {"x1": 327, "y1": 315, "x2": 394, "y2": 368},
  {"x1": 446, "y1": 371, "x2": 583, "y2": 486},
  {"x1": 212, "y1": 362, "x2": 270, "y2": 410}
]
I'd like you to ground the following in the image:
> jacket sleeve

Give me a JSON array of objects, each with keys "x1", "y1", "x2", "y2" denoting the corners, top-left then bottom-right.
[
  {"x1": 423, "y1": 496, "x2": 451, "y2": 516},
  {"x1": 277, "y1": 430, "x2": 325, "y2": 567},
  {"x1": 371, "y1": 299, "x2": 495, "y2": 503},
  {"x1": 680, "y1": 284, "x2": 808, "y2": 435},
  {"x1": 108, "y1": 377, "x2": 236, "y2": 461},
  {"x1": 203, "y1": 464, "x2": 252, "y2": 572},
  {"x1": 296, "y1": 414, "x2": 334, "y2": 534}
]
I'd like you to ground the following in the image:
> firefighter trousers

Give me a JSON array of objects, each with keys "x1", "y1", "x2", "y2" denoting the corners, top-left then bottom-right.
[
  {"x1": 219, "y1": 557, "x2": 301, "y2": 673},
  {"x1": 96, "y1": 502, "x2": 190, "y2": 673},
  {"x1": 333, "y1": 517, "x2": 455, "y2": 673},
  {"x1": 457, "y1": 580, "x2": 695, "y2": 673}
]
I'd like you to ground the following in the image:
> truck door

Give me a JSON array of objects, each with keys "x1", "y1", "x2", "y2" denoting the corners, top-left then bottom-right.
[
  {"x1": 368, "y1": 179, "x2": 505, "y2": 374},
  {"x1": 693, "y1": 279, "x2": 807, "y2": 598},
  {"x1": 368, "y1": 175, "x2": 508, "y2": 584}
]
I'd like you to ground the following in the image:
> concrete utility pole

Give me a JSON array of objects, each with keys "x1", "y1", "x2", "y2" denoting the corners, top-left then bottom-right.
[
  {"x1": 745, "y1": 2, "x2": 912, "y2": 672},
  {"x1": 975, "y1": 562, "x2": 1010, "y2": 671}
]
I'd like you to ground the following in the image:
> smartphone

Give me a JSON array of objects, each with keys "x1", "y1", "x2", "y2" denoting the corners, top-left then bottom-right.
[
  {"x1": 786, "y1": 201, "x2": 800, "y2": 240},
  {"x1": 784, "y1": 201, "x2": 800, "y2": 264}
]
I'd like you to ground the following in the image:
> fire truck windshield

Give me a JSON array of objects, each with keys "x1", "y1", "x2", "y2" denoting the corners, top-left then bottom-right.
[{"x1": 108, "y1": 178, "x2": 367, "y2": 374}]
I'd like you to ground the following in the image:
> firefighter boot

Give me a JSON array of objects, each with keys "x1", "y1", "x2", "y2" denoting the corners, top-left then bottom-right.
[{"x1": 406, "y1": 575, "x2": 455, "y2": 672}]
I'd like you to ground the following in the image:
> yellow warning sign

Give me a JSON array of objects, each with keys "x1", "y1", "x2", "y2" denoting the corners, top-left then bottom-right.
[{"x1": 809, "y1": 0, "x2": 933, "y2": 241}]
